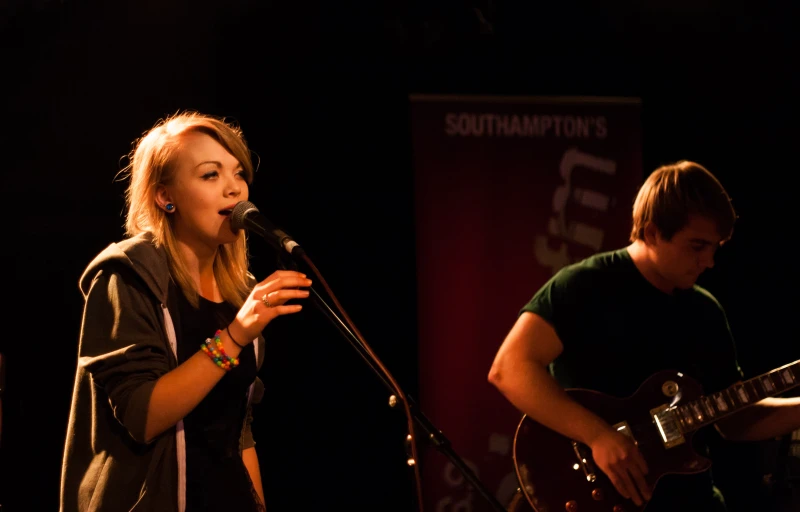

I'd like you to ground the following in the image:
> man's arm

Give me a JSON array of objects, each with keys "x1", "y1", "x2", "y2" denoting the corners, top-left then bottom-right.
[
  {"x1": 488, "y1": 312, "x2": 652, "y2": 505},
  {"x1": 488, "y1": 312, "x2": 609, "y2": 445},
  {"x1": 716, "y1": 396, "x2": 800, "y2": 441}
]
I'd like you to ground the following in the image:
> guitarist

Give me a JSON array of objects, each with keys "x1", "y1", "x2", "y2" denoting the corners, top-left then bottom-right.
[{"x1": 488, "y1": 161, "x2": 800, "y2": 511}]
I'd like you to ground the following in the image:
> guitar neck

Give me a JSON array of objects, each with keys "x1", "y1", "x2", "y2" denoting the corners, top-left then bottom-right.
[{"x1": 677, "y1": 360, "x2": 800, "y2": 433}]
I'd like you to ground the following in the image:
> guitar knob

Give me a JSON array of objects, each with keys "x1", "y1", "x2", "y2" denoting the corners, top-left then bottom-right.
[
  {"x1": 565, "y1": 500, "x2": 578, "y2": 511},
  {"x1": 661, "y1": 380, "x2": 679, "y2": 397},
  {"x1": 591, "y1": 488, "x2": 604, "y2": 500}
]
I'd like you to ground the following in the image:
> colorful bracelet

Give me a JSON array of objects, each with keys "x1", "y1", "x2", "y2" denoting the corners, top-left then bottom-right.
[{"x1": 201, "y1": 329, "x2": 240, "y2": 371}]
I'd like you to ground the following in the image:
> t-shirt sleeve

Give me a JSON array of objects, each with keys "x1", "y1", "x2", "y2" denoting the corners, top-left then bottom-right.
[
  {"x1": 520, "y1": 273, "x2": 559, "y2": 324},
  {"x1": 520, "y1": 265, "x2": 594, "y2": 342}
]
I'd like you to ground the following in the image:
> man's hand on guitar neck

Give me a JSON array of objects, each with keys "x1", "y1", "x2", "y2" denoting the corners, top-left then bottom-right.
[{"x1": 588, "y1": 429, "x2": 652, "y2": 506}]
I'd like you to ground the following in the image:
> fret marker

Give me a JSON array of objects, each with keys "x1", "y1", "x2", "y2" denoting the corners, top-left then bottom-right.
[
  {"x1": 702, "y1": 397, "x2": 716, "y2": 417},
  {"x1": 690, "y1": 403, "x2": 705, "y2": 422},
  {"x1": 735, "y1": 385, "x2": 749, "y2": 403},
  {"x1": 761, "y1": 376, "x2": 775, "y2": 393},
  {"x1": 713, "y1": 393, "x2": 729, "y2": 412},
  {"x1": 781, "y1": 369, "x2": 795, "y2": 385}
]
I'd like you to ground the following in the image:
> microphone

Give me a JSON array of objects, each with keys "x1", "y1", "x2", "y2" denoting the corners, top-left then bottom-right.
[{"x1": 230, "y1": 201, "x2": 303, "y2": 257}]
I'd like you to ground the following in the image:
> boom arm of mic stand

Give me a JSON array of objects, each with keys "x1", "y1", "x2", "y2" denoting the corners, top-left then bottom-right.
[{"x1": 307, "y1": 287, "x2": 509, "y2": 512}]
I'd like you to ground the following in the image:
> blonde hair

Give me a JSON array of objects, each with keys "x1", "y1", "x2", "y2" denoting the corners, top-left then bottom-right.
[
  {"x1": 121, "y1": 111, "x2": 255, "y2": 308},
  {"x1": 630, "y1": 160, "x2": 736, "y2": 243}
]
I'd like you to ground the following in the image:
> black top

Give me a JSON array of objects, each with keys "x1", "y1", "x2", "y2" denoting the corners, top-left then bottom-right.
[
  {"x1": 522, "y1": 248, "x2": 743, "y2": 512},
  {"x1": 176, "y1": 288, "x2": 263, "y2": 511}
]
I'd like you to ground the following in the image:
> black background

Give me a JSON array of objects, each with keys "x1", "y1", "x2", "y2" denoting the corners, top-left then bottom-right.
[{"x1": 2, "y1": 1, "x2": 798, "y2": 511}]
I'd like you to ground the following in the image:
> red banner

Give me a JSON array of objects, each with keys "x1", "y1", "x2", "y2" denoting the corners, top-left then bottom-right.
[{"x1": 411, "y1": 95, "x2": 643, "y2": 511}]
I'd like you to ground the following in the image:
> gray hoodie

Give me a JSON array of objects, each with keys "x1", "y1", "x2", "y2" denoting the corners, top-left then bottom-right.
[{"x1": 59, "y1": 232, "x2": 265, "y2": 512}]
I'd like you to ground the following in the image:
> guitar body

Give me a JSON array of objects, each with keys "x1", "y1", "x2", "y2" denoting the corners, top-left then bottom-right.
[{"x1": 512, "y1": 370, "x2": 711, "y2": 512}]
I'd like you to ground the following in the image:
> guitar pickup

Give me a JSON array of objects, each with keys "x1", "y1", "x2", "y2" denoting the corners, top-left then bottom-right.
[{"x1": 650, "y1": 404, "x2": 686, "y2": 449}]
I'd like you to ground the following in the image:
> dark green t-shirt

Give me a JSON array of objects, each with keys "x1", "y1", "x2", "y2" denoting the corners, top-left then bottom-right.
[{"x1": 522, "y1": 248, "x2": 743, "y2": 511}]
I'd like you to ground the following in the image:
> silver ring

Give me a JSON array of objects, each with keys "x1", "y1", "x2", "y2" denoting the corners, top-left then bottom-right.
[{"x1": 261, "y1": 294, "x2": 272, "y2": 308}]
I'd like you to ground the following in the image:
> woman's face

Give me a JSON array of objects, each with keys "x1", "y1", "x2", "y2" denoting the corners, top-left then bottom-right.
[{"x1": 157, "y1": 131, "x2": 249, "y2": 252}]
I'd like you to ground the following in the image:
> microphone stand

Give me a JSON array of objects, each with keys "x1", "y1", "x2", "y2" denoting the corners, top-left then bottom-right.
[{"x1": 274, "y1": 249, "x2": 508, "y2": 512}]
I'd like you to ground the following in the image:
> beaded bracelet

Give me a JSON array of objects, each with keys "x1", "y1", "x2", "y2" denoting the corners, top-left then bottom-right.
[{"x1": 201, "y1": 329, "x2": 240, "y2": 371}]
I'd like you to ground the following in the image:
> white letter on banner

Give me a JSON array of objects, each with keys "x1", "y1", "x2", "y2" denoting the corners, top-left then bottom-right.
[{"x1": 534, "y1": 147, "x2": 618, "y2": 274}]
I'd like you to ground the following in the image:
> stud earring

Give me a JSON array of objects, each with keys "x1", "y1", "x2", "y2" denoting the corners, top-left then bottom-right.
[{"x1": 165, "y1": 203, "x2": 175, "y2": 212}]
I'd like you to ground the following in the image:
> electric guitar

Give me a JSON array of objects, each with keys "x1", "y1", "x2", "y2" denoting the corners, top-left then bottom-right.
[{"x1": 508, "y1": 360, "x2": 800, "y2": 512}]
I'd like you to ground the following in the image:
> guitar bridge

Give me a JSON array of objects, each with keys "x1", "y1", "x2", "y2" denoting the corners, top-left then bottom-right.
[{"x1": 651, "y1": 404, "x2": 686, "y2": 448}]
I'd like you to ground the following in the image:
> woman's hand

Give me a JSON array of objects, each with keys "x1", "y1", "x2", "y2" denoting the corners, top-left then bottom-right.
[{"x1": 229, "y1": 270, "x2": 312, "y2": 343}]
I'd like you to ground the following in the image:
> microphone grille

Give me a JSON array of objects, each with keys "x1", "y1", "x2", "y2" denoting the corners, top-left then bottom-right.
[{"x1": 231, "y1": 200, "x2": 259, "y2": 231}]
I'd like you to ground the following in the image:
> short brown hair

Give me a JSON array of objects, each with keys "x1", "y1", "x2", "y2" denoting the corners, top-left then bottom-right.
[{"x1": 630, "y1": 160, "x2": 736, "y2": 242}]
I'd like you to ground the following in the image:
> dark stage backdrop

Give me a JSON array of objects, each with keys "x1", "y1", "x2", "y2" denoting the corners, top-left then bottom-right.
[{"x1": 3, "y1": 2, "x2": 798, "y2": 511}]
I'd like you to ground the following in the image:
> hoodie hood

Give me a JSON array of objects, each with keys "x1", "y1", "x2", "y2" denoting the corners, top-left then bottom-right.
[{"x1": 79, "y1": 232, "x2": 170, "y2": 303}]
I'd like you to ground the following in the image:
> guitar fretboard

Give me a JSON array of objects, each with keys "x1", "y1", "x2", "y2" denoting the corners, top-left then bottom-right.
[{"x1": 676, "y1": 360, "x2": 800, "y2": 433}]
